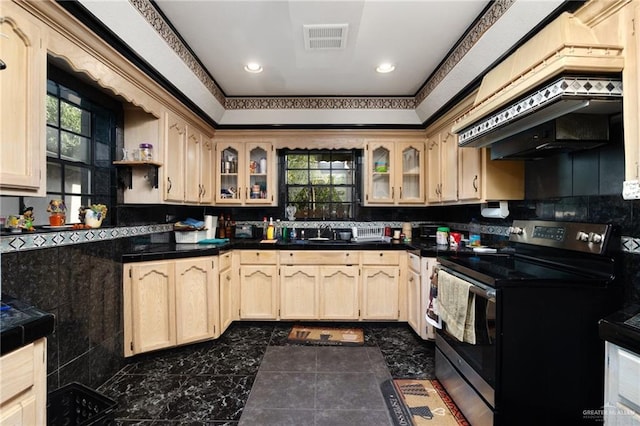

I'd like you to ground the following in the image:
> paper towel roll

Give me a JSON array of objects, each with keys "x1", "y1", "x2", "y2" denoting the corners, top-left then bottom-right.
[{"x1": 205, "y1": 215, "x2": 217, "y2": 239}]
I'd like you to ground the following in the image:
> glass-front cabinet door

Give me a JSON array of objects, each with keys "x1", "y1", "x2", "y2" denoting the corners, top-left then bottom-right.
[
  {"x1": 216, "y1": 143, "x2": 241, "y2": 203},
  {"x1": 366, "y1": 141, "x2": 394, "y2": 204},
  {"x1": 398, "y1": 142, "x2": 424, "y2": 203},
  {"x1": 215, "y1": 140, "x2": 276, "y2": 205},
  {"x1": 245, "y1": 142, "x2": 274, "y2": 205}
]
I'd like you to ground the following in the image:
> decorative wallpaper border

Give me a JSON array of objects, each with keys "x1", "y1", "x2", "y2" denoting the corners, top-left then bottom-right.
[
  {"x1": 3, "y1": 222, "x2": 637, "y2": 255},
  {"x1": 224, "y1": 97, "x2": 415, "y2": 110},
  {"x1": 0, "y1": 224, "x2": 173, "y2": 254},
  {"x1": 131, "y1": 0, "x2": 513, "y2": 111}
]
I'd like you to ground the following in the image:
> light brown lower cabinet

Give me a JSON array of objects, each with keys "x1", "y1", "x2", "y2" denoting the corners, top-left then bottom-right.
[
  {"x1": 279, "y1": 264, "x2": 360, "y2": 320},
  {"x1": 279, "y1": 251, "x2": 360, "y2": 320},
  {"x1": 123, "y1": 257, "x2": 218, "y2": 357},
  {"x1": 218, "y1": 251, "x2": 237, "y2": 335},
  {"x1": 239, "y1": 250, "x2": 279, "y2": 319},
  {"x1": 0, "y1": 339, "x2": 46, "y2": 426},
  {"x1": 361, "y1": 251, "x2": 401, "y2": 320}
]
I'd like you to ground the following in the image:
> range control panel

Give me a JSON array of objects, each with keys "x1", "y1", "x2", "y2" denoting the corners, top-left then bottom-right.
[{"x1": 508, "y1": 220, "x2": 612, "y2": 254}]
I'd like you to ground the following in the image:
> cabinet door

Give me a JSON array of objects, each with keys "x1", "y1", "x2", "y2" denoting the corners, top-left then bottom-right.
[
  {"x1": 407, "y1": 266, "x2": 421, "y2": 334},
  {"x1": 127, "y1": 261, "x2": 176, "y2": 355},
  {"x1": 397, "y1": 142, "x2": 425, "y2": 203},
  {"x1": 199, "y1": 137, "x2": 214, "y2": 203},
  {"x1": 219, "y1": 266, "x2": 235, "y2": 334},
  {"x1": 174, "y1": 258, "x2": 217, "y2": 344},
  {"x1": 361, "y1": 266, "x2": 399, "y2": 319},
  {"x1": 239, "y1": 265, "x2": 278, "y2": 319},
  {"x1": 164, "y1": 112, "x2": 186, "y2": 202},
  {"x1": 184, "y1": 128, "x2": 201, "y2": 203},
  {"x1": 216, "y1": 142, "x2": 242, "y2": 203},
  {"x1": 280, "y1": 266, "x2": 318, "y2": 319},
  {"x1": 426, "y1": 135, "x2": 442, "y2": 203},
  {"x1": 319, "y1": 266, "x2": 359, "y2": 320},
  {"x1": 440, "y1": 131, "x2": 458, "y2": 202},
  {"x1": 245, "y1": 142, "x2": 274, "y2": 204},
  {"x1": 458, "y1": 146, "x2": 482, "y2": 201},
  {"x1": 0, "y1": 13, "x2": 46, "y2": 195},
  {"x1": 365, "y1": 141, "x2": 395, "y2": 204}
]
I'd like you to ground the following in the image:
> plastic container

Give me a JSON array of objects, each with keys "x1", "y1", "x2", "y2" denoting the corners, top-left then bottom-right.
[
  {"x1": 436, "y1": 227, "x2": 450, "y2": 246},
  {"x1": 174, "y1": 230, "x2": 207, "y2": 243},
  {"x1": 139, "y1": 143, "x2": 153, "y2": 161},
  {"x1": 47, "y1": 382, "x2": 116, "y2": 426},
  {"x1": 469, "y1": 219, "x2": 482, "y2": 247}
]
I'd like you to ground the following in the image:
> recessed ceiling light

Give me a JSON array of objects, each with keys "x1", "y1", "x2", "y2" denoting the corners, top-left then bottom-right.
[
  {"x1": 376, "y1": 63, "x2": 395, "y2": 73},
  {"x1": 244, "y1": 62, "x2": 263, "y2": 73}
]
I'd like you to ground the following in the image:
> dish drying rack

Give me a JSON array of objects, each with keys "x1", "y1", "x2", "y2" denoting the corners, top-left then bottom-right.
[{"x1": 351, "y1": 226, "x2": 386, "y2": 242}]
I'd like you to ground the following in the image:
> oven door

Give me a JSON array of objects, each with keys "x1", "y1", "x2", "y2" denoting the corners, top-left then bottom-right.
[{"x1": 435, "y1": 267, "x2": 497, "y2": 406}]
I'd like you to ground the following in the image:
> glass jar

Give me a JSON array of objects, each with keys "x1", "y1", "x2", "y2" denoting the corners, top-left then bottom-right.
[{"x1": 139, "y1": 143, "x2": 153, "y2": 161}]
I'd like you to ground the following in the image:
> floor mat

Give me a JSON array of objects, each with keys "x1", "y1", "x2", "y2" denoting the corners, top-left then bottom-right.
[
  {"x1": 286, "y1": 325, "x2": 364, "y2": 346},
  {"x1": 382, "y1": 379, "x2": 469, "y2": 425}
]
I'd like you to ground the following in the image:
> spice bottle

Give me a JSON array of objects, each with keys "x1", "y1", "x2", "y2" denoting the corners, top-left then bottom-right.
[{"x1": 266, "y1": 217, "x2": 275, "y2": 240}]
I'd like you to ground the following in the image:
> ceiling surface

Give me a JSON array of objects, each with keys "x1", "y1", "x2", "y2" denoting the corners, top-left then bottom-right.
[
  {"x1": 76, "y1": 0, "x2": 568, "y2": 125},
  {"x1": 154, "y1": 0, "x2": 489, "y2": 97}
]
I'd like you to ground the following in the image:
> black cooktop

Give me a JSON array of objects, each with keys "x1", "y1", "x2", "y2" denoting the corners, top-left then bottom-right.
[{"x1": 438, "y1": 253, "x2": 616, "y2": 287}]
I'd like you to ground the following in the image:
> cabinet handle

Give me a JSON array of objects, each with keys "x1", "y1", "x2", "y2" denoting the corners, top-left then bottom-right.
[
  {"x1": 473, "y1": 175, "x2": 478, "y2": 192},
  {"x1": 256, "y1": 252, "x2": 260, "y2": 256},
  {"x1": 167, "y1": 177, "x2": 172, "y2": 193},
  {"x1": 346, "y1": 253, "x2": 349, "y2": 257},
  {"x1": 399, "y1": 187, "x2": 403, "y2": 199},
  {"x1": 202, "y1": 185, "x2": 206, "y2": 197},
  {"x1": 290, "y1": 253, "x2": 294, "y2": 256},
  {"x1": 391, "y1": 187, "x2": 395, "y2": 198},
  {"x1": 245, "y1": 187, "x2": 248, "y2": 199}
]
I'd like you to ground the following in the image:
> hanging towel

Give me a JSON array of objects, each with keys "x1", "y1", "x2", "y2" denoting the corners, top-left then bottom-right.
[{"x1": 437, "y1": 270, "x2": 476, "y2": 344}]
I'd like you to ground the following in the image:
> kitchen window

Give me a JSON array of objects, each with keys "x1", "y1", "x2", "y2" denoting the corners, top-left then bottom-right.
[
  {"x1": 21, "y1": 64, "x2": 120, "y2": 225},
  {"x1": 280, "y1": 149, "x2": 360, "y2": 220}
]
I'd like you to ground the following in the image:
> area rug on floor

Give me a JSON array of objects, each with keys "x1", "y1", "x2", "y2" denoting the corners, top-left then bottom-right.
[
  {"x1": 286, "y1": 325, "x2": 364, "y2": 346},
  {"x1": 381, "y1": 379, "x2": 469, "y2": 426}
]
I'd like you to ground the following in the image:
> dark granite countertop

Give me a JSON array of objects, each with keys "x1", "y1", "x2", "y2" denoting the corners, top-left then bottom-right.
[
  {"x1": 1, "y1": 294, "x2": 55, "y2": 356},
  {"x1": 120, "y1": 237, "x2": 477, "y2": 262},
  {"x1": 599, "y1": 304, "x2": 640, "y2": 355}
]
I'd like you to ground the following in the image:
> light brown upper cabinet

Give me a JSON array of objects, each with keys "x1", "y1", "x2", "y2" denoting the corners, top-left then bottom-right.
[
  {"x1": 426, "y1": 129, "x2": 458, "y2": 203},
  {"x1": 0, "y1": 9, "x2": 47, "y2": 196},
  {"x1": 364, "y1": 137, "x2": 425, "y2": 205}
]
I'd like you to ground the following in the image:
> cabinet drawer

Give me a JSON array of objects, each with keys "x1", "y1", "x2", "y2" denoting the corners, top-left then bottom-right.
[
  {"x1": 408, "y1": 253, "x2": 421, "y2": 272},
  {"x1": 280, "y1": 250, "x2": 359, "y2": 265},
  {"x1": 362, "y1": 251, "x2": 400, "y2": 265},
  {"x1": 219, "y1": 251, "x2": 232, "y2": 270},
  {"x1": 239, "y1": 250, "x2": 277, "y2": 264},
  {"x1": 1, "y1": 343, "x2": 35, "y2": 405}
]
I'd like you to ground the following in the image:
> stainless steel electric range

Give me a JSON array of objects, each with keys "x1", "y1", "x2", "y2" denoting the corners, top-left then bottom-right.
[{"x1": 435, "y1": 220, "x2": 623, "y2": 426}]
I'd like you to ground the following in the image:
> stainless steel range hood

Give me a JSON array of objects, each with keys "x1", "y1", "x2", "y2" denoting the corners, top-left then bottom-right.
[{"x1": 456, "y1": 75, "x2": 622, "y2": 159}]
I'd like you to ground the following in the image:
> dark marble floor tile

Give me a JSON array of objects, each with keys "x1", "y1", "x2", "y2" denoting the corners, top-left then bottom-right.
[
  {"x1": 164, "y1": 375, "x2": 254, "y2": 423},
  {"x1": 238, "y1": 409, "x2": 315, "y2": 426},
  {"x1": 99, "y1": 373, "x2": 188, "y2": 420},
  {"x1": 315, "y1": 372, "x2": 387, "y2": 410},
  {"x1": 314, "y1": 409, "x2": 393, "y2": 426},
  {"x1": 244, "y1": 371, "x2": 316, "y2": 410}
]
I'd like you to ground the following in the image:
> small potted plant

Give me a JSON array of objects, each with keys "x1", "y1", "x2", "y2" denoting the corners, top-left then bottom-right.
[
  {"x1": 79, "y1": 204, "x2": 108, "y2": 228},
  {"x1": 47, "y1": 199, "x2": 66, "y2": 226}
]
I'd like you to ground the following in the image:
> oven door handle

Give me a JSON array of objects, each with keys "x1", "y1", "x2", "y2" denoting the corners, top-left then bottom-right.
[{"x1": 438, "y1": 265, "x2": 497, "y2": 301}]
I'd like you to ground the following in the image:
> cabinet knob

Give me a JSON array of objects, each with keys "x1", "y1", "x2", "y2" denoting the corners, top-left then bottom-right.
[{"x1": 379, "y1": 253, "x2": 383, "y2": 257}]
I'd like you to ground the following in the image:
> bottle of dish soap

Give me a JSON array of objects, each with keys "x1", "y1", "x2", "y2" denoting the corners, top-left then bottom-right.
[{"x1": 266, "y1": 217, "x2": 275, "y2": 240}]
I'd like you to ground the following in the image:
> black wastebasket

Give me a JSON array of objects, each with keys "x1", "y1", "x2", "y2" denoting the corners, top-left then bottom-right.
[{"x1": 47, "y1": 382, "x2": 116, "y2": 426}]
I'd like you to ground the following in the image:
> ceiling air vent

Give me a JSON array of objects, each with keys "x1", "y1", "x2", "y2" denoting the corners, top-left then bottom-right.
[{"x1": 303, "y1": 24, "x2": 348, "y2": 50}]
